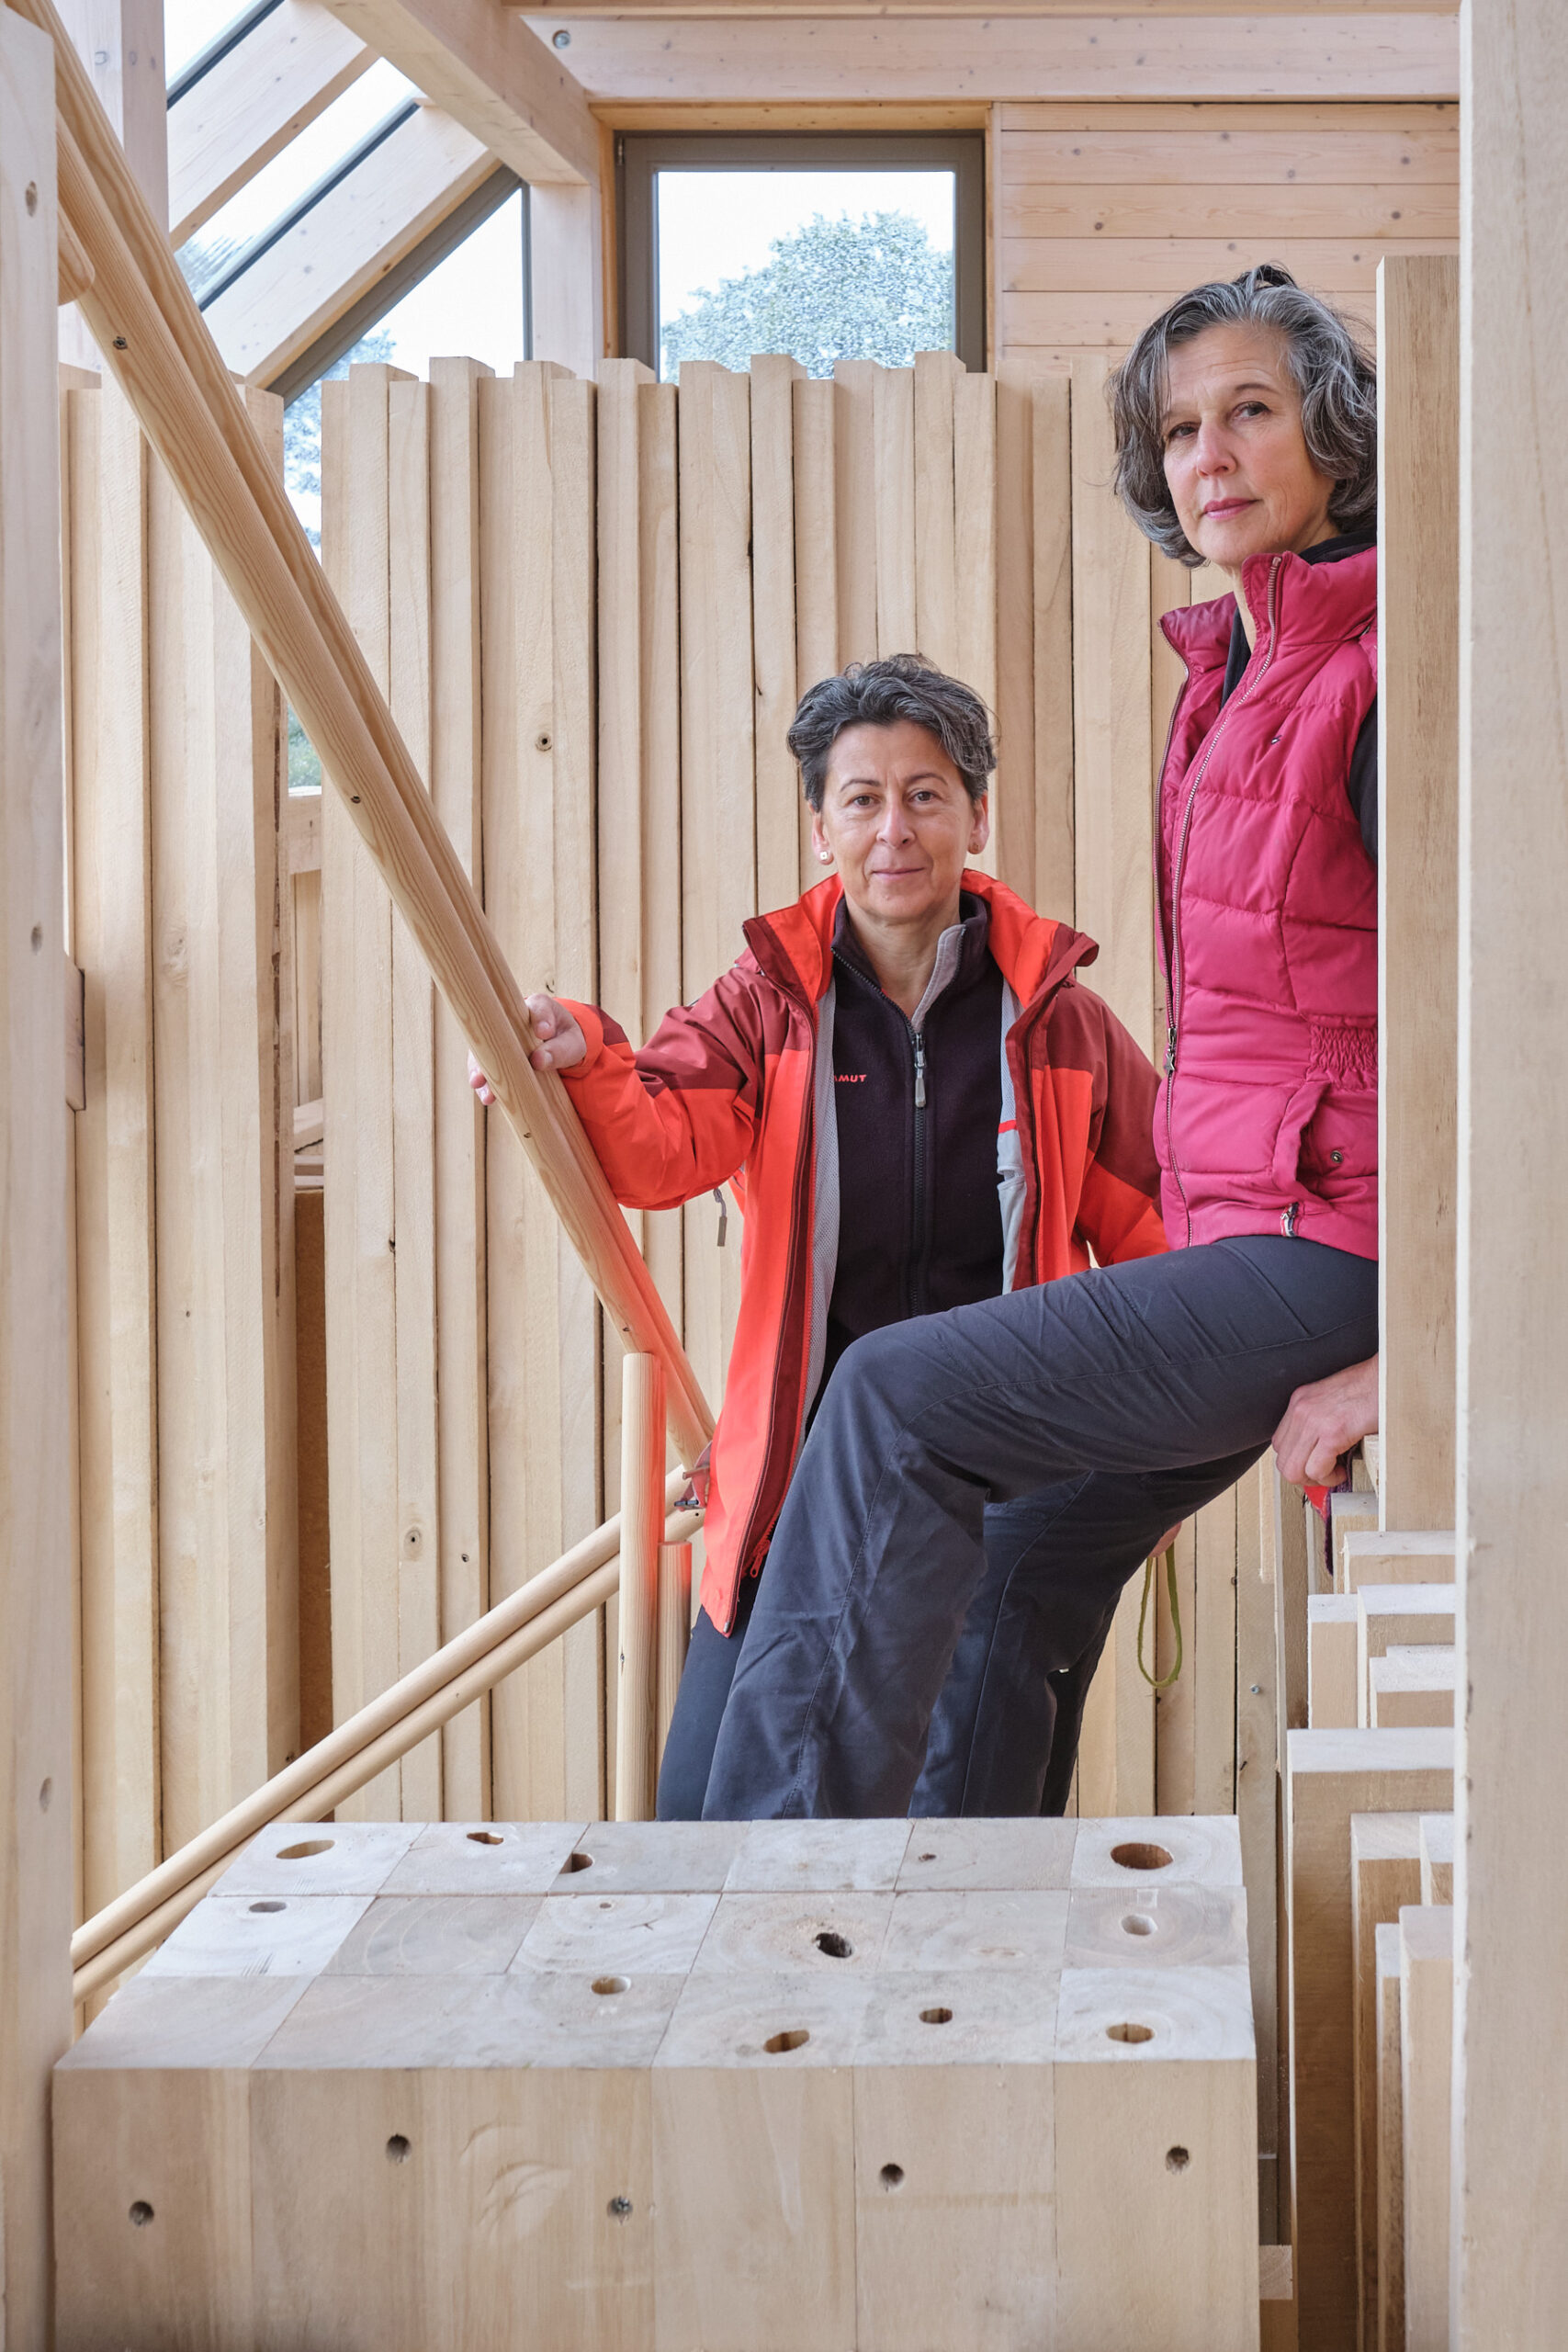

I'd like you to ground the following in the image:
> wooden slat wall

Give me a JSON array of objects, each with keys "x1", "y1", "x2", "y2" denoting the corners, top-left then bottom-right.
[{"x1": 995, "y1": 102, "x2": 1460, "y2": 368}]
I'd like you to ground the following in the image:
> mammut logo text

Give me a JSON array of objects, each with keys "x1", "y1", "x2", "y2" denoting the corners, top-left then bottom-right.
[{"x1": 835, "y1": 1073, "x2": 867, "y2": 1084}]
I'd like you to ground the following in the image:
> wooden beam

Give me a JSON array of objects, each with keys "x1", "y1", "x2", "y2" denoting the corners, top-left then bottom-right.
[
  {"x1": 321, "y1": 0, "x2": 600, "y2": 182},
  {"x1": 168, "y1": 1, "x2": 374, "y2": 249},
  {"x1": 1455, "y1": 7, "x2": 1568, "y2": 2335},
  {"x1": 0, "y1": 16, "x2": 73, "y2": 2335},
  {"x1": 1399, "y1": 1904, "x2": 1453, "y2": 2352},
  {"x1": 57, "y1": 0, "x2": 166, "y2": 221},
  {"x1": 201, "y1": 104, "x2": 495, "y2": 390},
  {"x1": 1377, "y1": 253, "x2": 1459, "y2": 1533},
  {"x1": 1349, "y1": 1813, "x2": 1421, "y2": 2352},
  {"x1": 528, "y1": 15, "x2": 1461, "y2": 102},
  {"x1": 531, "y1": 181, "x2": 604, "y2": 374}
]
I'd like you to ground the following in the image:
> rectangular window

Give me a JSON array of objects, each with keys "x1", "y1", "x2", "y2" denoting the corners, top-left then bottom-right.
[{"x1": 618, "y1": 131, "x2": 985, "y2": 379}]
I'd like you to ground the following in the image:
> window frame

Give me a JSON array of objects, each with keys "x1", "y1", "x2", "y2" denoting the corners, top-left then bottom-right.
[{"x1": 616, "y1": 129, "x2": 986, "y2": 378}]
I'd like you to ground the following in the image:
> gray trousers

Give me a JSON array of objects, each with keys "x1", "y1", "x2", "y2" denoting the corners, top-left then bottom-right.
[{"x1": 703, "y1": 1235, "x2": 1378, "y2": 1819}]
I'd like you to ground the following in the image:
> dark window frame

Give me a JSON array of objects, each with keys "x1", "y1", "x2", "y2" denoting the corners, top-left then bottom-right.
[{"x1": 616, "y1": 130, "x2": 985, "y2": 377}]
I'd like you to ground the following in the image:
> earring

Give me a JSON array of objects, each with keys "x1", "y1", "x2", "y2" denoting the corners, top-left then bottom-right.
[{"x1": 818, "y1": 849, "x2": 832, "y2": 864}]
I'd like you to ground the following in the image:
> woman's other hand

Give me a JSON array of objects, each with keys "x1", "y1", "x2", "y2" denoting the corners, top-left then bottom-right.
[
  {"x1": 467, "y1": 996, "x2": 588, "y2": 1108},
  {"x1": 1271, "y1": 1354, "x2": 1379, "y2": 1487}
]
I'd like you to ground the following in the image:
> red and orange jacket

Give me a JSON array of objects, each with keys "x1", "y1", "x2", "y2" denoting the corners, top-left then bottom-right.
[{"x1": 559, "y1": 869, "x2": 1168, "y2": 1632}]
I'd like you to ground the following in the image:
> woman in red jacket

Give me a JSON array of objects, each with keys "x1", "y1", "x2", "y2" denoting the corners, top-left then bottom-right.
[
  {"x1": 476, "y1": 654, "x2": 1168, "y2": 1816},
  {"x1": 704, "y1": 266, "x2": 1386, "y2": 1820}
]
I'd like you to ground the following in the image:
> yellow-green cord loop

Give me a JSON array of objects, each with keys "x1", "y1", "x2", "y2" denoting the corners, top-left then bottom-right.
[{"x1": 1136, "y1": 1543, "x2": 1182, "y2": 1690}]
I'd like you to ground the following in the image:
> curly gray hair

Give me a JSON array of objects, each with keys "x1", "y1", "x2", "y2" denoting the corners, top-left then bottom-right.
[
  {"x1": 787, "y1": 654, "x2": 996, "y2": 811},
  {"x1": 1109, "y1": 264, "x2": 1378, "y2": 566}
]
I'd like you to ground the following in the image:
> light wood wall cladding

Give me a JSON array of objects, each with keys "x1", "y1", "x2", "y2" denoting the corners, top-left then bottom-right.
[
  {"x1": 994, "y1": 103, "x2": 1460, "y2": 367},
  {"x1": 65, "y1": 371, "x2": 299, "y2": 1925},
  {"x1": 316, "y1": 350, "x2": 1270, "y2": 1871}
]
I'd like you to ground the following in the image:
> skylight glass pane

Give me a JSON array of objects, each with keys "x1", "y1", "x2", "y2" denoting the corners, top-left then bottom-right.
[
  {"x1": 657, "y1": 169, "x2": 955, "y2": 381},
  {"x1": 164, "y1": 0, "x2": 243, "y2": 83},
  {"x1": 175, "y1": 56, "x2": 418, "y2": 298}
]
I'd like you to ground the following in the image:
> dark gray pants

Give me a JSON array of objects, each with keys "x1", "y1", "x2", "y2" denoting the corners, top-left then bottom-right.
[{"x1": 703, "y1": 1235, "x2": 1378, "y2": 1819}]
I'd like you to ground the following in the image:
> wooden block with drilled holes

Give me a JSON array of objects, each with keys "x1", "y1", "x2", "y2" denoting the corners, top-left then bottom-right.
[{"x1": 52, "y1": 1817, "x2": 1258, "y2": 2351}]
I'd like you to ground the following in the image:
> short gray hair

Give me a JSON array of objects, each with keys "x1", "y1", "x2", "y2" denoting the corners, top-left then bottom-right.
[
  {"x1": 1109, "y1": 264, "x2": 1377, "y2": 565},
  {"x1": 787, "y1": 654, "x2": 996, "y2": 811}
]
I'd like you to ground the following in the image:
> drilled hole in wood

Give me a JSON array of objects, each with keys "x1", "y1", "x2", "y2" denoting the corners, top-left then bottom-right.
[
  {"x1": 592, "y1": 1975, "x2": 630, "y2": 1996},
  {"x1": 814, "y1": 1930, "x2": 852, "y2": 1959},
  {"x1": 764, "y1": 2029, "x2": 810, "y2": 2053},
  {"x1": 129, "y1": 2201, "x2": 153, "y2": 2227},
  {"x1": 879, "y1": 2164, "x2": 905, "y2": 2190},
  {"x1": 386, "y1": 2135, "x2": 412, "y2": 2164},
  {"x1": 1110, "y1": 1841, "x2": 1172, "y2": 1871},
  {"x1": 916, "y1": 1851, "x2": 936, "y2": 1862},
  {"x1": 467, "y1": 1830, "x2": 503, "y2": 1846},
  {"x1": 561, "y1": 1850, "x2": 593, "y2": 1873},
  {"x1": 607, "y1": 2195, "x2": 633, "y2": 2220},
  {"x1": 920, "y1": 2007, "x2": 953, "y2": 2025},
  {"x1": 1121, "y1": 1912, "x2": 1157, "y2": 1937},
  {"x1": 249, "y1": 1900, "x2": 286, "y2": 1915},
  {"x1": 1106, "y1": 2021, "x2": 1156, "y2": 2044},
  {"x1": 275, "y1": 1839, "x2": 333, "y2": 1861},
  {"x1": 1166, "y1": 2145, "x2": 1190, "y2": 2172}
]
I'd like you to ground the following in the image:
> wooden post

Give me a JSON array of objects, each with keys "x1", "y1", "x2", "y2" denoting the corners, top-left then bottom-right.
[
  {"x1": 657, "y1": 1541, "x2": 692, "y2": 1763},
  {"x1": 1272, "y1": 1465, "x2": 1310, "y2": 1774},
  {"x1": 872, "y1": 361, "x2": 916, "y2": 657},
  {"x1": 750, "y1": 352, "x2": 804, "y2": 916},
  {"x1": 1399, "y1": 1905, "x2": 1453, "y2": 2352},
  {"x1": 1306, "y1": 1594, "x2": 1359, "y2": 1730},
  {"x1": 1373, "y1": 1919, "x2": 1404, "y2": 2352},
  {"x1": 0, "y1": 17, "x2": 74, "y2": 2335},
  {"x1": 616, "y1": 1353, "x2": 664, "y2": 1822},
  {"x1": 1376, "y1": 254, "x2": 1459, "y2": 1534},
  {"x1": 1349, "y1": 1813, "x2": 1422, "y2": 2351}
]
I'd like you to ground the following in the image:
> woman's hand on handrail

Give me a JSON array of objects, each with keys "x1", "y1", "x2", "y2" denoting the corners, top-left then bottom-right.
[
  {"x1": 1271, "y1": 1353, "x2": 1379, "y2": 1487},
  {"x1": 468, "y1": 993, "x2": 589, "y2": 1104}
]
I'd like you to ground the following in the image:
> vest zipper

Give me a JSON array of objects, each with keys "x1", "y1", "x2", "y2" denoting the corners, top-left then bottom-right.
[
  {"x1": 1164, "y1": 556, "x2": 1284, "y2": 1242},
  {"x1": 908, "y1": 1018, "x2": 929, "y2": 1315}
]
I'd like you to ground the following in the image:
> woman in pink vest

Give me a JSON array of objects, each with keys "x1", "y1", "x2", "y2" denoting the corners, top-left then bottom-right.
[{"x1": 705, "y1": 266, "x2": 1386, "y2": 1817}]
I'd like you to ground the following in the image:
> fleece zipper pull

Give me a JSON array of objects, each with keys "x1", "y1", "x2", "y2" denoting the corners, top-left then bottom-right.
[
  {"x1": 713, "y1": 1185, "x2": 728, "y2": 1248},
  {"x1": 913, "y1": 1032, "x2": 927, "y2": 1109}
]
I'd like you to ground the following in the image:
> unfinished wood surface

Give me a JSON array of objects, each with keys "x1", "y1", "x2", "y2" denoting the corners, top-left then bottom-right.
[
  {"x1": 1356, "y1": 1586, "x2": 1457, "y2": 1729},
  {"x1": 872, "y1": 361, "x2": 917, "y2": 657},
  {"x1": 1370, "y1": 1648, "x2": 1454, "y2": 1732},
  {"x1": 832, "y1": 357, "x2": 878, "y2": 666},
  {"x1": 1417, "y1": 1814, "x2": 1452, "y2": 1909},
  {"x1": 71, "y1": 372, "x2": 161, "y2": 1918},
  {"x1": 994, "y1": 100, "x2": 1458, "y2": 364},
  {"x1": 1272, "y1": 1468, "x2": 1311, "y2": 1775},
  {"x1": 990, "y1": 361, "x2": 1032, "y2": 899},
  {"x1": 1374, "y1": 1919, "x2": 1404, "y2": 2352},
  {"x1": 1376, "y1": 254, "x2": 1459, "y2": 1534},
  {"x1": 1233, "y1": 1459, "x2": 1279, "y2": 2234},
  {"x1": 1070, "y1": 352, "x2": 1154, "y2": 1057},
  {"x1": 750, "y1": 353, "x2": 804, "y2": 913},
  {"x1": 481, "y1": 363, "x2": 604, "y2": 1824},
  {"x1": 148, "y1": 382, "x2": 298, "y2": 1851},
  {"x1": 322, "y1": 364, "x2": 404, "y2": 1819},
  {"x1": 1399, "y1": 1905, "x2": 1452, "y2": 2352},
  {"x1": 429, "y1": 356, "x2": 491, "y2": 1821},
  {"x1": 678, "y1": 358, "x2": 753, "y2": 1453},
  {"x1": 1284, "y1": 1728, "x2": 1453, "y2": 2350},
  {"x1": 952, "y1": 368, "x2": 997, "y2": 876},
  {"x1": 1349, "y1": 1812, "x2": 1421, "y2": 2352},
  {"x1": 1330, "y1": 1490, "x2": 1380, "y2": 1593},
  {"x1": 0, "y1": 25, "x2": 73, "y2": 2333},
  {"x1": 1339, "y1": 1530, "x2": 1454, "y2": 1593},
  {"x1": 615, "y1": 1354, "x2": 664, "y2": 1823},
  {"x1": 1307, "y1": 1594, "x2": 1359, "y2": 1731},
  {"x1": 1030, "y1": 369, "x2": 1075, "y2": 919}
]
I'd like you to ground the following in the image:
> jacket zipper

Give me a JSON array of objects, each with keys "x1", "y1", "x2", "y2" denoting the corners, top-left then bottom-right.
[
  {"x1": 908, "y1": 1020, "x2": 929, "y2": 1316},
  {"x1": 1163, "y1": 556, "x2": 1284, "y2": 1242}
]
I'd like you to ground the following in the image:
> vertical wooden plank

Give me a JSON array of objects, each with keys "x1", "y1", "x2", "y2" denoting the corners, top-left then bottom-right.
[
  {"x1": 992, "y1": 362, "x2": 1035, "y2": 900},
  {"x1": 872, "y1": 363, "x2": 917, "y2": 657},
  {"x1": 832, "y1": 358, "x2": 877, "y2": 666},
  {"x1": 0, "y1": 27, "x2": 74, "y2": 2327},
  {"x1": 953, "y1": 368, "x2": 998, "y2": 877},
  {"x1": 1235, "y1": 1457, "x2": 1280, "y2": 2240},
  {"x1": 1455, "y1": 11, "x2": 1568, "y2": 2340},
  {"x1": 388, "y1": 375, "x2": 441, "y2": 1818},
  {"x1": 678, "y1": 361, "x2": 754, "y2": 1449},
  {"x1": 1377, "y1": 254, "x2": 1458, "y2": 1534},
  {"x1": 1070, "y1": 353, "x2": 1154, "y2": 1057},
  {"x1": 615, "y1": 1353, "x2": 665, "y2": 1823},
  {"x1": 1032, "y1": 372, "x2": 1074, "y2": 921},
  {"x1": 914, "y1": 347, "x2": 960, "y2": 674},
  {"x1": 793, "y1": 373, "x2": 840, "y2": 875},
  {"x1": 1194, "y1": 1479, "x2": 1239, "y2": 1815},
  {"x1": 750, "y1": 352, "x2": 804, "y2": 914},
  {"x1": 1156, "y1": 1514, "x2": 1198, "y2": 1816},
  {"x1": 429, "y1": 356, "x2": 491, "y2": 1821},
  {"x1": 321, "y1": 363, "x2": 401, "y2": 1820},
  {"x1": 150, "y1": 386, "x2": 298, "y2": 1855},
  {"x1": 1399, "y1": 1905, "x2": 1453, "y2": 2352},
  {"x1": 549, "y1": 369, "x2": 605, "y2": 1815},
  {"x1": 73, "y1": 372, "x2": 160, "y2": 1916}
]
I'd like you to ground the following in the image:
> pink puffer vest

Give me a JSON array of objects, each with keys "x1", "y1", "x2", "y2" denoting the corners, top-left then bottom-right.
[{"x1": 1156, "y1": 544, "x2": 1378, "y2": 1259}]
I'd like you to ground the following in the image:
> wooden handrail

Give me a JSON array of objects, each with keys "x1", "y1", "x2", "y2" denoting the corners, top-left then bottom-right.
[
  {"x1": 71, "y1": 1480, "x2": 703, "y2": 2001},
  {"x1": 18, "y1": 0, "x2": 714, "y2": 1468}
]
